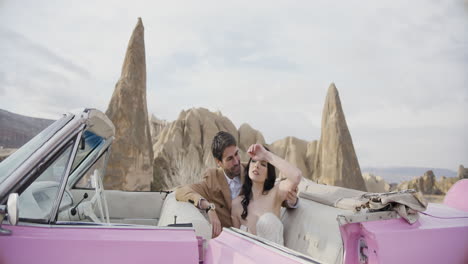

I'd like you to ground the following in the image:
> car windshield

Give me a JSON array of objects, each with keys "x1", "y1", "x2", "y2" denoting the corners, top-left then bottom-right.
[
  {"x1": 68, "y1": 130, "x2": 105, "y2": 186},
  {"x1": 71, "y1": 130, "x2": 104, "y2": 173},
  {"x1": 0, "y1": 114, "x2": 73, "y2": 184}
]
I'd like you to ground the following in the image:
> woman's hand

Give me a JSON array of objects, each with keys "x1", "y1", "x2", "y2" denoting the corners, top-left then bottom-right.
[
  {"x1": 285, "y1": 187, "x2": 298, "y2": 207},
  {"x1": 247, "y1": 144, "x2": 271, "y2": 162}
]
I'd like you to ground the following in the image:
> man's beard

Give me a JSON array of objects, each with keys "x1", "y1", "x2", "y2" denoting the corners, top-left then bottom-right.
[{"x1": 225, "y1": 164, "x2": 241, "y2": 178}]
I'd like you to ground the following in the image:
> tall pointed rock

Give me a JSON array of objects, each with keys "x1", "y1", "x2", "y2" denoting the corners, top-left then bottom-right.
[
  {"x1": 104, "y1": 18, "x2": 153, "y2": 191},
  {"x1": 313, "y1": 83, "x2": 366, "y2": 191}
]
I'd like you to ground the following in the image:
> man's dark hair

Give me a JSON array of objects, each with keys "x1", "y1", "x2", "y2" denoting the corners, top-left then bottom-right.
[{"x1": 211, "y1": 131, "x2": 237, "y2": 161}]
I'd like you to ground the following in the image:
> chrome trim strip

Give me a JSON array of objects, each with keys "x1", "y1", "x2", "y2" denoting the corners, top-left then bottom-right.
[
  {"x1": 225, "y1": 228, "x2": 321, "y2": 264},
  {"x1": 7, "y1": 220, "x2": 195, "y2": 231}
]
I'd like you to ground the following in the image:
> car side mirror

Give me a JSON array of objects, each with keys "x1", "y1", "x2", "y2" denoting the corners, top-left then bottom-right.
[
  {"x1": 7, "y1": 193, "x2": 18, "y2": 226},
  {"x1": 0, "y1": 193, "x2": 19, "y2": 235}
]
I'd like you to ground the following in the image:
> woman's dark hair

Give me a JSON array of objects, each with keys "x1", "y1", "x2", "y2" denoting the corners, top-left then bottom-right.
[{"x1": 241, "y1": 147, "x2": 276, "y2": 220}]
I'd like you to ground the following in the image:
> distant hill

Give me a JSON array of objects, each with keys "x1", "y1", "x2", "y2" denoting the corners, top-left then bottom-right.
[
  {"x1": 361, "y1": 166, "x2": 457, "y2": 184},
  {"x1": 0, "y1": 109, "x2": 53, "y2": 148}
]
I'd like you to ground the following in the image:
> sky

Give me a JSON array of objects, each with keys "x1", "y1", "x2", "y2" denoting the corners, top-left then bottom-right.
[{"x1": 0, "y1": 0, "x2": 467, "y2": 170}]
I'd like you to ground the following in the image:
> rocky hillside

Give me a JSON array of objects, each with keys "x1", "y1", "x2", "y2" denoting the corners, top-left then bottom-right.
[
  {"x1": 362, "y1": 166, "x2": 457, "y2": 184},
  {"x1": 152, "y1": 108, "x2": 242, "y2": 190},
  {"x1": 458, "y1": 165, "x2": 468, "y2": 179},
  {"x1": 0, "y1": 109, "x2": 53, "y2": 148},
  {"x1": 363, "y1": 173, "x2": 390, "y2": 193},
  {"x1": 269, "y1": 137, "x2": 317, "y2": 180},
  {"x1": 151, "y1": 83, "x2": 367, "y2": 192},
  {"x1": 149, "y1": 114, "x2": 168, "y2": 144},
  {"x1": 393, "y1": 169, "x2": 462, "y2": 195}
]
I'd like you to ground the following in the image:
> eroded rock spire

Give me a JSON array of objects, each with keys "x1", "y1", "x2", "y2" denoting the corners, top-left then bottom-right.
[
  {"x1": 104, "y1": 18, "x2": 153, "y2": 191},
  {"x1": 313, "y1": 83, "x2": 366, "y2": 191}
]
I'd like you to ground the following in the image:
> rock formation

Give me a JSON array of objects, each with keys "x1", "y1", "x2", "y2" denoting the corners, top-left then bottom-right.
[
  {"x1": 394, "y1": 170, "x2": 460, "y2": 195},
  {"x1": 436, "y1": 176, "x2": 459, "y2": 194},
  {"x1": 149, "y1": 114, "x2": 168, "y2": 144},
  {"x1": 238, "y1": 123, "x2": 266, "y2": 152},
  {"x1": 104, "y1": 18, "x2": 154, "y2": 191},
  {"x1": 152, "y1": 83, "x2": 367, "y2": 191},
  {"x1": 152, "y1": 108, "x2": 239, "y2": 191},
  {"x1": 362, "y1": 173, "x2": 390, "y2": 193},
  {"x1": 305, "y1": 140, "x2": 318, "y2": 178},
  {"x1": 313, "y1": 83, "x2": 367, "y2": 191},
  {"x1": 458, "y1": 165, "x2": 468, "y2": 179},
  {"x1": 396, "y1": 170, "x2": 442, "y2": 195},
  {"x1": 269, "y1": 137, "x2": 317, "y2": 180}
]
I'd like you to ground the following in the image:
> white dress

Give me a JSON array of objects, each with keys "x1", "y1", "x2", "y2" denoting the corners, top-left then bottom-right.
[{"x1": 240, "y1": 212, "x2": 284, "y2": 245}]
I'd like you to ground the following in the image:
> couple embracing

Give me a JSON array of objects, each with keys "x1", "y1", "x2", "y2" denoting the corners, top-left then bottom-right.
[{"x1": 175, "y1": 131, "x2": 302, "y2": 245}]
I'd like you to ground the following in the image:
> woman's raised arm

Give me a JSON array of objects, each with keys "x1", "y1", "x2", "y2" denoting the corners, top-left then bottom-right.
[{"x1": 247, "y1": 144, "x2": 302, "y2": 200}]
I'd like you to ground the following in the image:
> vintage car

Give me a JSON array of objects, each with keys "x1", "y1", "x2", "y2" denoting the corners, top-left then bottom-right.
[{"x1": 0, "y1": 108, "x2": 467, "y2": 264}]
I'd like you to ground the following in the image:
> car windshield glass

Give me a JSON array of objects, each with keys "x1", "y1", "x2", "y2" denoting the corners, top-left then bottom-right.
[
  {"x1": 71, "y1": 130, "x2": 104, "y2": 173},
  {"x1": 0, "y1": 115, "x2": 73, "y2": 184},
  {"x1": 67, "y1": 130, "x2": 106, "y2": 188},
  {"x1": 18, "y1": 143, "x2": 74, "y2": 222},
  {"x1": 72, "y1": 149, "x2": 108, "y2": 189}
]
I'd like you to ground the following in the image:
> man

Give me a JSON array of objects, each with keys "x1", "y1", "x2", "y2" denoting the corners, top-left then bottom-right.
[{"x1": 175, "y1": 131, "x2": 298, "y2": 238}]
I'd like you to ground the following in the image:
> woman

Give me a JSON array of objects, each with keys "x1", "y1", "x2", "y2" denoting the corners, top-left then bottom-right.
[{"x1": 231, "y1": 144, "x2": 302, "y2": 245}]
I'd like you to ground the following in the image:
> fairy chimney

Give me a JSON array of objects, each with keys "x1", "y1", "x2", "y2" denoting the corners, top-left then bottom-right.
[
  {"x1": 104, "y1": 18, "x2": 154, "y2": 191},
  {"x1": 313, "y1": 83, "x2": 366, "y2": 191}
]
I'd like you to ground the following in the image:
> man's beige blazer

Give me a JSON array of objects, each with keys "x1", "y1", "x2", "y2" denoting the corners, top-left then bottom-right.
[{"x1": 175, "y1": 167, "x2": 245, "y2": 228}]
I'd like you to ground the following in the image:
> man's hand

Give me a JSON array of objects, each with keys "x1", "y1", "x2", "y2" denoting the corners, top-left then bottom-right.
[
  {"x1": 200, "y1": 199, "x2": 222, "y2": 238},
  {"x1": 207, "y1": 210, "x2": 222, "y2": 238},
  {"x1": 285, "y1": 187, "x2": 298, "y2": 207}
]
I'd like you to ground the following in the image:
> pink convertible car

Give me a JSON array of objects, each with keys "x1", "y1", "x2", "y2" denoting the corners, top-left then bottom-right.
[{"x1": 0, "y1": 109, "x2": 467, "y2": 264}]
